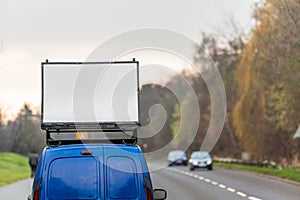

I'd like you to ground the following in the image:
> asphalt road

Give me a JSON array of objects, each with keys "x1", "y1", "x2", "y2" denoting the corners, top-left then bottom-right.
[
  {"x1": 1, "y1": 164, "x2": 300, "y2": 200},
  {"x1": 0, "y1": 178, "x2": 32, "y2": 200},
  {"x1": 151, "y1": 164, "x2": 300, "y2": 200}
]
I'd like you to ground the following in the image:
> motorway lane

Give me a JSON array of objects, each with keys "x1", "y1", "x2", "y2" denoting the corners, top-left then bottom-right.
[
  {"x1": 195, "y1": 166, "x2": 300, "y2": 200},
  {"x1": 0, "y1": 178, "x2": 32, "y2": 200},
  {"x1": 150, "y1": 164, "x2": 300, "y2": 200},
  {"x1": 151, "y1": 168, "x2": 243, "y2": 200}
]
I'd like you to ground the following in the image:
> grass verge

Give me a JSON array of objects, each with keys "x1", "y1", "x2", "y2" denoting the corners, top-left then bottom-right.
[
  {"x1": 0, "y1": 152, "x2": 30, "y2": 187},
  {"x1": 215, "y1": 161, "x2": 300, "y2": 183}
]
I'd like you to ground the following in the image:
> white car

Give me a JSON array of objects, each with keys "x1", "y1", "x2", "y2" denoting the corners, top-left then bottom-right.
[{"x1": 188, "y1": 151, "x2": 213, "y2": 171}]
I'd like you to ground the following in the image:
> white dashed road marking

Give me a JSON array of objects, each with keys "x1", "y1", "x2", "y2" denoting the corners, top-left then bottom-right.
[
  {"x1": 248, "y1": 197, "x2": 262, "y2": 200},
  {"x1": 166, "y1": 168, "x2": 264, "y2": 200},
  {"x1": 227, "y1": 187, "x2": 236, "y2": 192},
  {"x1": 211, "y1": 181, "x2": 218, "y2": 185},
  {"x1": 237, "y1": 191, "x2": 247, "y2": 197},
  {"x1": 204, "y1": 178, "x2": 211, "y2": 183}
]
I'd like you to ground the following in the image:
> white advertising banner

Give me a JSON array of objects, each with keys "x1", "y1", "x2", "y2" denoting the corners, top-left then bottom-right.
[{"x1": 42, "y1": 61, "x2": 139, "y2": 126}]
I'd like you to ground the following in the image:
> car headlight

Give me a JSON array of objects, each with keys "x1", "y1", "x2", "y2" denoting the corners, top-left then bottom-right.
[
  {"x1": 193, "y1": 161, "x2": 198, "y2": 165},
  {"x1": 207, "y1": 159, "x2": 212, "y2": 165}
]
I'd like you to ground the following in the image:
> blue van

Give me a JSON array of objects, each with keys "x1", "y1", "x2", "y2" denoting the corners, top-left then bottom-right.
[
  {"x1": 29, "y1": 60, "x2": 166, "y2": 200},
  {"x1": 29, "y1": 142, "x2": 166, "y2": 200}
]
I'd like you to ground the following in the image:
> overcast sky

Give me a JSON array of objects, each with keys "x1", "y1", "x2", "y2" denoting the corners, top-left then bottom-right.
[{"x1": 0, "y1": 0, "x2": 258, "y2": 119}]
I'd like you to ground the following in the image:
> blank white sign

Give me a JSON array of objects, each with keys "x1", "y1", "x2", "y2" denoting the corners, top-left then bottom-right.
[{"x1": 42, "y1": 62, "x2": 139, "y2": 124}]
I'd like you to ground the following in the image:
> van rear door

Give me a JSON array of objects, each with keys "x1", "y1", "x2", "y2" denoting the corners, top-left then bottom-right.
[
  {"x1": 43, "y1": 145, "x2": 104, "y2": 200},
  {"x1": 104, "y1": 145, "x2": 145, "y2": 200}
]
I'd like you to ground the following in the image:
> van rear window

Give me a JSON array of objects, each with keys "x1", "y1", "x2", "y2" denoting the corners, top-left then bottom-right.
[
  {"x1": 107, "y1": 157, "x2": 138, "y2": 199},
  {"x1": 48, "y1": 157, "x2": 98, "y2": 200}
]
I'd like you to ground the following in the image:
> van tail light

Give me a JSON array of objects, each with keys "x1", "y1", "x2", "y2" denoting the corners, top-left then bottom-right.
[
  {"x1": 144, "y1": 176, "x2": 153, "y2": 200},
  {"x1": 33, "y1": 178, "x2": 41, "y2": 200},
  {"x1": 146, "y1": 187, "x2": 153, "y2": 200},
  {"x1": 33, "y1": 189, "x2": 40, "y2": 200}
]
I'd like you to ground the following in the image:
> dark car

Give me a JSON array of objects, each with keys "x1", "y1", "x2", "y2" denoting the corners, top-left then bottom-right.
[
  {"x1": 167, "y1": 150, "x2": 188, "y2": 166},
  {"x1": 188, "y1": 151, "x2": 213, "y2": 171}
]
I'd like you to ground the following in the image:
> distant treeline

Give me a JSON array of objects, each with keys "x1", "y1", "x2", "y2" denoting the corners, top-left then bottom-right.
[
  {"x1": 138, "y1": 0, "x2": 300, "y2": 166},
  {"x1": 0, "y1": 104, "x2": 45, "y2": 156}
]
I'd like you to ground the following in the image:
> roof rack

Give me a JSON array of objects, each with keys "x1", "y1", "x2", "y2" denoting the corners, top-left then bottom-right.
[
  {"x1": 41, "y1": 59, "x2": 140, "y2": 145},
  {"x1": 46, "y1": 129, "x2": 138, "y2": 146}
]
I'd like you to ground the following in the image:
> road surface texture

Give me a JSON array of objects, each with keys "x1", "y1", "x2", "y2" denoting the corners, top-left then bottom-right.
[
  {"x1": 1, "y1": 164, "x2": 300, "y2": 200},
  {"x1": 151, "y1": 164, "x2": 300, "y2": 200},
  {"x1": 0, "y1": 178, "x2": 32, "y2": 199}
]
